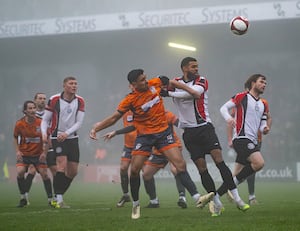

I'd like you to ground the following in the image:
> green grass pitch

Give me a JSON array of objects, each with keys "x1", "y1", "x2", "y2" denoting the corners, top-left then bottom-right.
[{"x1": 0, "y1": 180, "x2": 299, "y2": 231}]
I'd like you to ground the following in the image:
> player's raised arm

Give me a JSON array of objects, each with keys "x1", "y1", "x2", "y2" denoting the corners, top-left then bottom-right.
[{"x1": 89, "y1": 111, "x2": 123, "y2": 140}]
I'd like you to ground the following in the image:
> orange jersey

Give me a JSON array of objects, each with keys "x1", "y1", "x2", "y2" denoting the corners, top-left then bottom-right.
[
  {"x1": 123, "y1": 111, "x2": 137, "y2": 148},
  {"x1": 153, "y1": 111, "x2": 181, "y2": 155},
  {"x1": 14, "y1": 116, "x2": 43, "y2": 157},
  {"x1": 117, "y1": 78, "x2": 168, "y2": 135},
  {"x1": 257, "y1": 98, "x2": 270, "y2": 142}
]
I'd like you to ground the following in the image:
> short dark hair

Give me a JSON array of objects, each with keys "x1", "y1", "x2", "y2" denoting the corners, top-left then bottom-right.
[
  {"x1": 244, "y1": 74, "x2": 266, "y2": 90},
  {"x1": 64, "y1": 76, "x2": 76, "y2": 83},
  {"x1": 127, "y1": 69, "x2": 144, "y2": 83},
  {"x1": 180, "y1": 57, "x2": 197, "y2": 69}
]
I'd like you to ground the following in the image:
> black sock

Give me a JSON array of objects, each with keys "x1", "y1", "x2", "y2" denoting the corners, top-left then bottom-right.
[
  {"x1": 247, "y1": 173, "x2": 256, "y2": 195},
  {"x1": 24, "y1": 173, "x2": 35, "y2": 193},
  {"x1": 216, "y1": 182, "x2": 228, "y2": 196},
  {"x1": 130, "y1": 175, "x2": 140, "y2": 202},
  {"x1": 17, "y1": 177, "x2": 26, "y2": 194},
  {"x1": 216, "y1": 161, "x2": 236, "y2": 190},
  {"x1": 53, "y1": 172, "x2": 65, "y2": 195},
  {"x1": 43, "y1": 179, "x2": 53, "y2": 198},
  {"x1": 120, "y1": 173, "x2": 129, "y2": 194},
  {"x1": 62, "y1": 175, "x2": 73, "y2": 194},
  {"x1": 174, "y1": 174, "x2": 185, "y2": 197},
  {"x1": 177, "y1": 171, "x2": 198, "y2": 196},
  {"x1": 200, "y1": 169, "x2": 216, "y2": 193},
  {"x1": 143, "y1": 177, "x2": 156, "y2": 200},
  {"x1": 236, "y1": 164, "x2": 255, "y2": 183}
]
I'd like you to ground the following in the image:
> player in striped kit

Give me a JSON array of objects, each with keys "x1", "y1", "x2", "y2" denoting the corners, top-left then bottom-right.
[
  {"x1": 161, "y1": 57, "x2": 249, "y2": 216},
  {"x1": 216, "y1": 74, "x2": 270, "y2": 202},
  {"x1": 41, "y1": 76, "x2": 85, "y2": 208}
]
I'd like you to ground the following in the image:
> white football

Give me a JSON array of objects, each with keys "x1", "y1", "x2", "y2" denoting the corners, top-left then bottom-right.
[{"x1": 230, "y1": 16, "x2": 249, "y2": 35}]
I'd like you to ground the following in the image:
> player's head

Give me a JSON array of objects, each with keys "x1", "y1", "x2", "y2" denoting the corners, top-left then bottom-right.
[
  {"x1": 63, "y1": 76, "x2": 78, "y2": 94},
  {"x1": 180, "y1": 57, "x2": 197, "y2": 70},
  {"x1": 180, "y1": 57, "x2": 199, "y2": 80},
  {"x1": 23, "y1": 100, "x2": 36, "y2": 117},
  {"x1": 34, "y1": 93, "x2": 46, "y2": 110},
  {"x1": 245, "y1": 74, "x2": 267, "y2": 94},
  {"x1": 127, "y1": 69, "x2": 144, "y2": 83},
  {"x1": 127, "y1": 69, "x2": 148, "y2": 92}
]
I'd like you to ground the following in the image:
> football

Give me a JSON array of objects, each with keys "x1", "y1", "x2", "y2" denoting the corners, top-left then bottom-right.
[{"x1": 230, "y1": 16, "x2": 249, "y2": 35}]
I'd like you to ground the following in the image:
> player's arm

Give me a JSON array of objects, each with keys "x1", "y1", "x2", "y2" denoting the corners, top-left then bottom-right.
[
  {"x1": 167, "y1": 79, "x2": 203, "y2": 99},
  {"x1": 102, "y1": 125, "x2": 136, "y2": 142},
  {"x1": 220, "y1": 100, "x2": 236, "y2": 128},
  {"x1": 260, "y1": 112, "x2": 270, "y2": 135},
  {"x1": 13, "y1": 135, "x2": 22, "y2": 161},
  {"x1": 266, "y1": 111, "x2": 272, "y2": 129},
  {"x1": 61, "y1": 111, "x2": 84, "y2": 141},
  {"x1": 226, "y1": 109, "x2": 235, "y2": 147},
  {"x1": 90, "y1": 111, "x2": 123, "y2": 140},
  {"x1": 41, "y1": 110, "x2": 52, "y2": 143}
]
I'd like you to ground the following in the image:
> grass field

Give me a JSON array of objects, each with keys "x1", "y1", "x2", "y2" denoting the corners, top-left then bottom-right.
[{"x1": 0, "y1": 180, "x2": 299, "y2": 231}]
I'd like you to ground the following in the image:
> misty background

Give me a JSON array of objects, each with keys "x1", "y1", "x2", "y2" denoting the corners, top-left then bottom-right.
[{"x1": 0, "y1": 0, "x2": 299, "y2": 180}]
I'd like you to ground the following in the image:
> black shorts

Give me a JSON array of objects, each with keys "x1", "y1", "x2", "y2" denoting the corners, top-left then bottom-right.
[
  {"x1": 121, "y1": 146, "x2": 132, "y2": 161},
  {"x1": 233, "y1": 138, "x2": 260, "y2": 165},
  {"x1": 183, "y1": 123, "x2": 222, "y2": 162},
  {"x1": 51, "y1": 138, "x2": 80, "y2": 163},
  {"x1": 145, "y1": 153, "x2": 168, "y2": 168},
  {"x1": 132, "y1": 126, "x2": 178, "y2": 157},
  {"x1": 46, "y1": 149, "x2": 56, "y2": 167},
  {"x1": 16, "y1": 155, "x2": 47, "y2": 169}
]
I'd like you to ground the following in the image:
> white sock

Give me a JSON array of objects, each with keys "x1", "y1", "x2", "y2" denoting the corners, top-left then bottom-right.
[
  {"x1": 192, "y1": 193, "x2": 200, "y2": 203},
  {"x1": 233, "y1": 176, "x2": 239, "y2": 185},
  {"x1": 56, "y1": 194, "x2": 63, "y2": 203},
  {"x1": 230, "y1": 188, "x2": 242, "y2": 202},
  {"x1": 150, "y1": 197, "x2": 159, "y2": 204},
  {"x1": 179, "y1": 196, "x2": 186, "y2": 202},
  {"x1": 213, "y1": 193, "x2": 223, "y2": 207},
  {"x1": 133, "y1": 200, "x2": 139, "y2": 207},
  {"x1": 249, "y1": 194, "x2": 256, "y2": 200}
]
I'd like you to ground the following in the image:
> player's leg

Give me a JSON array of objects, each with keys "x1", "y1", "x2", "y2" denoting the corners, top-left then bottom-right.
[
  {"x1": 130, "y1": 154, "x2": 148, "y2": 219},
  {"x1": 117, "y1": 156, "x2": 131, "y2": 207},
  {"x1": 54, "y1": 139, "x2": 79, "y2": 208},
  {"x1": 248, "y1": 141, "x2": 262, "y2": 205},
  {"x1": 226, "y1": 162, "x2": 244, "y2": 203},
  {"x1": 163, "y1": 147, "x2": 213, "y2": 208},
  {"x1": 142, "y1": 162, "x2": 160, "y2": 208},
  {"x1": 53, "y1": 155, "x2": 68, "y2": 208},
  {"x1": 16, "y1": 165, "x2": 28, "y2": 207},
  {"x1": 24, "y1": 164, "x2": 36, "y2": 203},
  {"x1": 235, "y1": 152, "x2": 264, "y2": 184},
  {"x1": 211, "y1": 148, "x2": 248, "y2": 210},
  {"x1": 170, "y1": 163, "x2": 187, "y2": 208},
  {"x1": 37, "y1": 165, "x2": 53, "y2": 205},
  {"x1": 46, "y1": 148, "x2": 57, "y2": 203},
  {"x1": 247, "y1": 173, "x2": 257, "y2": 204},
  {"x1": 180, "y1": 127, "x2": 215, "y2": 208}
]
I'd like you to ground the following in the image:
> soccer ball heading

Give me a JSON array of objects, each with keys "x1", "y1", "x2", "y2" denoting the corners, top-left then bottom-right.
[{"x1": 230, "y1": 16, "x2": 249, "y2": 35}]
